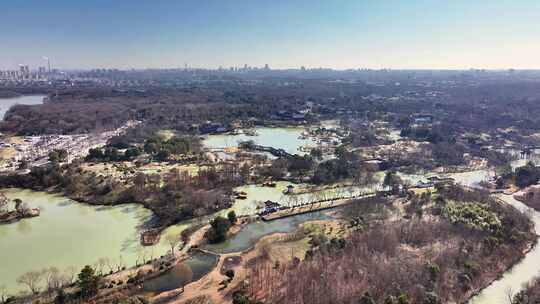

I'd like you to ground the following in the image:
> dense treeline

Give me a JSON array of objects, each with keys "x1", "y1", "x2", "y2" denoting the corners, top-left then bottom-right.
[
  {"x1": 143, "y1": 135, "x2": 200, "y2": 161},
  {"x1": 0, "y1": 86, "x2": 314, "y2": 135},
  {"x1": 256, "y1": 145, "x2": 377, "y2": 185},
  {"x1": 0, "y1": 161, "x2": 245, "y2": 227},
  {"x1": 496, "y1": 162, "x2": 540, "y2": 190},
  {"x1": 1, "y1": 100, "x2": 132, "y2": 134},
  {"x1": 6, "y1": 79, "x2": 540, "y2": 145}
]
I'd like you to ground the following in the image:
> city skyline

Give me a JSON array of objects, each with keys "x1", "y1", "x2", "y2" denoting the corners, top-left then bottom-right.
[{"x1": 2, "y1": 0, "x2": 540, "y2": 70}]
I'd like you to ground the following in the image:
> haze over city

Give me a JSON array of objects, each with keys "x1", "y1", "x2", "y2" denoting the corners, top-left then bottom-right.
[{"x1": 3, "y1": 0, "x2": 540, "y2": 70}]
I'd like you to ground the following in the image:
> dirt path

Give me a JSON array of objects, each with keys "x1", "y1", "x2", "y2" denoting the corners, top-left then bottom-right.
[{"x1": 152, "y1": 219, "x2": 346, "y2": 304}]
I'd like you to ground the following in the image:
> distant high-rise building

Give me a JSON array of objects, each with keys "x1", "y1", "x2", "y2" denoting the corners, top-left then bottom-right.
[
  {"x1": 19, "y1": 65, "x2": 30, "y2": 79},
  {"x1": 43, "y1": 56, "x2": 51, "y2": 73},
  {"x1": 264, "y1": 64, "x2": 270, "y2": 70}
]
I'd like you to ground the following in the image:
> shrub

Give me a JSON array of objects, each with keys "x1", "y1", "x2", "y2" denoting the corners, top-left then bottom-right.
[
  {"x1": 206, "y1": 216, "x2": 231, "y2": 243},
  {"x1": 225, "y1": 269, "x2": 235, "y2": 280},
  {"x1": 442, "y1": 202, "x2": 501, "y2": 233},
  {"x1": 227, "y1": 210, "x2": 237, "y2": 224}
]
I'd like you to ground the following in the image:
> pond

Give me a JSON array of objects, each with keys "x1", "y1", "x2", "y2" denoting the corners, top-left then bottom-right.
[
  {"x1": 398, "y1": 169, "x2": 493, "y2": 188},
  {"x1": 142, "y1": 251, "x2": 218, "y2": 293},
  {"x1": 202, "y1": 127, "x2": 312, "y2": 155},
  {"x1": 448, "y1": 169, "x2": 493, "y2": 188},
  {"x1": 0, "y1": 95, "x2": 45, "y2": 119},
  {"x1": 204, "y1": 210, "x2": 331, "y2": 254},
  {"x1": 0, "y1": 189, "x2": 170, "y2": 294}
]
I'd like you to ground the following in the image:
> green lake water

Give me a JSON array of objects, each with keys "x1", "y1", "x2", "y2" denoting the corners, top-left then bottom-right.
[
  {"x1": 204, "y1": 210, "x2": 331, "y2": 254},
  {"x1": 0, "y1": 189, "x2": 170, "y2": 294}
]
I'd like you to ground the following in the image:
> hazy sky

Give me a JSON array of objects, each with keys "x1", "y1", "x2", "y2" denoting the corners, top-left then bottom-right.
[{"x1": 2, "y1": 0, "x2": 540, "y2": 70}]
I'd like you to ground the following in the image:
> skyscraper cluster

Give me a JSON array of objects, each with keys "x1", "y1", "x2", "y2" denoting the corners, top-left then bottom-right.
[{"x1": 0, "y1": 64, "x2": 51, "y2": 81}]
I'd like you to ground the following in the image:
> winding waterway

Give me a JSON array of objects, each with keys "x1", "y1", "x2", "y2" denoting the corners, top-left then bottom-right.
[
  {"x1": 469, "y1": 194, "x2": 540, "y2": 303},
  {"x1": 204, "y1": 210, "x2": 331, "y2": 254},
  {"x1": 142, "y1": 252, "x2": 218, "y2": 293},
  {"x1": 0, "y1": 95, "x2": 45, "y2": 119},
  {"x1": 0, "y1": 189, "x2": 170, "y2": 294}
]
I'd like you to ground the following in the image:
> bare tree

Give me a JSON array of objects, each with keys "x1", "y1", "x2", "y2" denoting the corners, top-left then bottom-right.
[
  {"x1": 289, "y1": 195, "x2": 300, "y2": 212},
  {"x1": 135, "y1": 250, "x2": 143, "y2": 266},
  {"x1": 165, "y1": 233, "x2": 182, "y2": 256},
  {"x1": 17, "y1": 270, "x2": 44, "y2": 294},
  {"x1": 43, "y1": 267, "x2": 62, "y2": 291},
  {"x1": 281, "y1": 194, "x2": 292, "y2": 210},
  {"x1": 94, "y1": 257, "x2": 108, "y2": 275},
  {"x1": 106, "y1": 258, "x2": 115, "y2": 273},
  {"x1": 0, "y1": 194, "x2": 8, "y2": 214},
  {"x1": 505, "y1": 287, "x2": 514, "y2": 304},
  {"x1": 141, "y1": 247, "x2": 152, "y2": 264},
  {"x1": 115, "y1": 255, "x2": 126, "y2": 272},
  {"x1": 0, "y1": 285, "x2": 8, "y2": 304},
  {"x1": 64, "y1": 265, "x2": 77, "y2": 285}
]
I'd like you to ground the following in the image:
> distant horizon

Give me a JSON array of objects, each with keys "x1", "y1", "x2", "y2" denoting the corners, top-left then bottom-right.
[
  {"x1": 3, "y1": 1, "x2": 540, "y2": 70},
  {"x1": 6, "y1": 65, "x2": 540, "y2": 73}
]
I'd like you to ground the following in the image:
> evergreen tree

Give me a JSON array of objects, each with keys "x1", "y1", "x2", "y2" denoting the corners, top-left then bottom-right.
[{"x1": 77, "y1": 265, "x2": 99, "y2": 298}]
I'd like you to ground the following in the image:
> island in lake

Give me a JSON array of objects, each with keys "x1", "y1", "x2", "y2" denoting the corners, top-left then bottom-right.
[{"x1": 0, "y1": 193, "x2": 39, "y2": 224}]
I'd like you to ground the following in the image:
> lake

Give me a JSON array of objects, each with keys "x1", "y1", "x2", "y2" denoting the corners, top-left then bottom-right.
[
  {"x1": 0, "y1": 189, "x2": 170, "y2": 294},
  {"x1": 0, "y1": 95, "x2": 45, "y2": 120},
  {"x1": 203, "y1": 127, "x2": 312, "y2": 155},
  {"x1": 204, "y1": 210, "x2": 331, "y2": 254},
  {"x1": 142, "y1": 252, "x2": 218, "y2": 293}
]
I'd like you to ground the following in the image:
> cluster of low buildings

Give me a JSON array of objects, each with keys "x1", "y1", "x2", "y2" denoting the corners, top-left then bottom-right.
[{"x1": 0, "y1": 120, "x2": 140, "y2": 172}]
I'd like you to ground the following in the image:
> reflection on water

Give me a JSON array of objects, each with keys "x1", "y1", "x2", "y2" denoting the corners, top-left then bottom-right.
[
  {"x1": 15, "y1": 219, "x2": 32, "y2": 235},
  {"x1": 143, "y1": 252, "x2": 218, "y2": 293},
  {"x1": 469, "y1": 194, "x2": 540, "y2": 304},
  {"x1": 205, "y1": 210, "x2": 330, "y2": 254}
]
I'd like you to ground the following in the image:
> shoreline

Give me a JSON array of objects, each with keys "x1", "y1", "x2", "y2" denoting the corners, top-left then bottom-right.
[
  {"x1": 0, "y1": 185, "x2": 226, "y2": 242},
  {"x1": 0, "y1": 209, "x2": 40, "y2": 224},
  {"x1": 464, "y1": 236, "x2": 538, "y2": 303},
  {"x1": 465, "y1": 191, "x2": 539, "y2": 303}
]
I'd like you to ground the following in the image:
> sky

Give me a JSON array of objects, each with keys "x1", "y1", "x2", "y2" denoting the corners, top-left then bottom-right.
[{"x1": 1, "y1": 0, "x2": 540, "y2": 70}]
